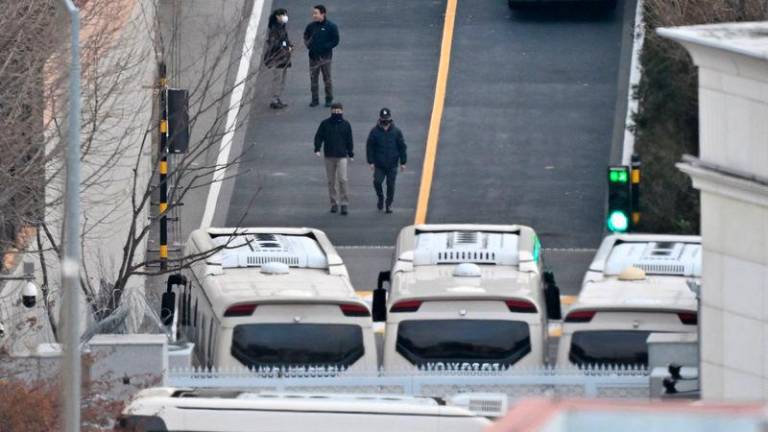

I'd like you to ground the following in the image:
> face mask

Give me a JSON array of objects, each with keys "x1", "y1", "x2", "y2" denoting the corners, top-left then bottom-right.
[
  {"x1": 331, "y1": 113, "x2": 343, "y2": 120},
  {"x1": 379, "y1": 120, "x2": 391, "y2": 127},
  {"x1": 280, "y1": 15, "x2": 288, "y2": 24}
]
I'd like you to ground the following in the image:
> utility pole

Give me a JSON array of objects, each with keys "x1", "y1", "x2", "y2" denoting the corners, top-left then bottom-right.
[{"x1": 59, "y1": 1, "x2": 82, "y2": 431}]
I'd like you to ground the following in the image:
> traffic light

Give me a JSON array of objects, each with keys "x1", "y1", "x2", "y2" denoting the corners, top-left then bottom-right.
[
  {"x1": 607, "y1": 166, "x2": 631, "y2": 232},
  {"x1": 167, "y1": 88, "x2": 189, "y2": 153}
]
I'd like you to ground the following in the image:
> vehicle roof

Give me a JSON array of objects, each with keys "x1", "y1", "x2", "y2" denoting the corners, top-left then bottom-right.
[
  {"x1": 388, "y1": 224, "x2": 542, "y2": 304},
  {"x1": 588, "y1": 234, "x2": 702, "y2": 277},
  {"x1": 570, "y1": 275, "x2": 698, "y2": 312},
  {"x1": 203, "y1": 267, "x2": 358, "y2": 306},
  {"x1": 389, "y1": 264, "x2": 539, "y2": 303},
  {"x1": 184, "y1": 228, "x2": 362, "y2": 317},
  {"x1": 125, "y1": 389, "x2": 480, "y2": 417}
]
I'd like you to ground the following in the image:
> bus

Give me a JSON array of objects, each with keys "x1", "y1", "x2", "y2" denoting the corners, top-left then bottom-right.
[
  {"x1": 373, "y1": 224, "x2": 562, "y2": 371},
  {"x1": 556, "y1": 234, "x2": 701, "y2": 368},
  {"x1": 161, "y1": 227, "x2": 377, "y2": 372}
]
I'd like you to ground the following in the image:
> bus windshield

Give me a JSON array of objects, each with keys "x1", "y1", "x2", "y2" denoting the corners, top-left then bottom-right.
[
  {"x1": 396, "y1": 319, "x2": 531, "y2": 367},
  {"x1": 231, "y1": 323, "x2": 364, "y2": 368}
]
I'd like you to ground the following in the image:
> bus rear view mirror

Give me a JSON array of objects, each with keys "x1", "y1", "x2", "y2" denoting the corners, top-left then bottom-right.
[
  {"x1": 543, "y1": 271, "x2": 562, "y2": 320},
  {"x1": 162, "y1": 274, "x2": 187, "y2": 326}
]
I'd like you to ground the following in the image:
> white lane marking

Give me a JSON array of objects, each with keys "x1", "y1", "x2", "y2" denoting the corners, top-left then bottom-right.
[{"x1": 200, "y1": 0, "x2": 265, "y2": 228}]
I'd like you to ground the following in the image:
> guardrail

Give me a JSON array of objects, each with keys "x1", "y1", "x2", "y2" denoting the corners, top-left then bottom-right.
[{"x1": 167, "y1": 366, "x2": 650, "y2": 399}]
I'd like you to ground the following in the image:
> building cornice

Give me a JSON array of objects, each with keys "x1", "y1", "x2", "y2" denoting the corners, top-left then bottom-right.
[{"x1": 677, "y1": 155, "x2": 768, "y2": 207}]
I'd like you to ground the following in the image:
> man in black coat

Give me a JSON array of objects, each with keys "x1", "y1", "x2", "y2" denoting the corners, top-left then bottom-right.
[
  {"x1": 303, "y1": 4, "x2": 339, "y2": 107},
  {"x1": 315, "y1": 102, "x2": 354, "y2": 215},
  {"x1": 366, "y1": 108, "x2": 407, "y2": 213}
]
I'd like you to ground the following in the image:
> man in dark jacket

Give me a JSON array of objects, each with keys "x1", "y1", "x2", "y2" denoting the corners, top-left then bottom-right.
[
  {"x1": 303, "y1": 5, "x2": 339, "y2": 107},
  {"x1": 315, "y1": 102, "x2": 354, "y2": 215},
  {"x1": 366, "y1": 108, "x2": 407, "y2": 213},
  {"x1": 263, "y1": 8, "x2": 292, "y2": 109}
]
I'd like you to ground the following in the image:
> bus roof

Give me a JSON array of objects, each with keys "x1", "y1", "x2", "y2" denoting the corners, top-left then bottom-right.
[
  {"x1": 388, "y1": 224, "x2": 542, "y2": 304},
  {"x1": 570, "y1": 276, "x2": 698, "y2": 313}
]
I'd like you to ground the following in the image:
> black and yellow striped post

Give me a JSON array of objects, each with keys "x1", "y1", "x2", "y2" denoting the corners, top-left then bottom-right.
[
  {"x1": 630, "y1": 153, "x2": 641, "y2": 229},
  {"x1": 159, "y1": 62, "x2": 169, "y2": 270}
]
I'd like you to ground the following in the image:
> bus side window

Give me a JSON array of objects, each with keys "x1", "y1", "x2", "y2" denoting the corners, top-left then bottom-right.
[
  {"x1": 207, "y1": 320, "x2": 215, "y2": 368},
  {"x1": 194, "y1": 298, "x2": 198, "y2": 330},
  {"x1": 200, "y1": 315, "x2": 207, "y2": 367}
]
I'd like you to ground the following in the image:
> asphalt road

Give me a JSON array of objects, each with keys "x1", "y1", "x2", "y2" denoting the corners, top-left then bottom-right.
[
  {"x1": 216, "y1": 0, "x2": 636, "y2": 293},
  {"x1": 224, "y1": 0, "x2": 444, "y2": 247},
  {"x1": 428, "y1": 0, "x2": 631, "y2": 248},
  {"x1": 425, "y1": 0, "x2": 636, "y2": 294}
]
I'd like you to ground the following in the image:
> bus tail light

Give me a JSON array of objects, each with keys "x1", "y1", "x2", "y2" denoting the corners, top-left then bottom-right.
[
  {"x1": 340, "y1": 303, "x2": 371, "y2": 317},
  {"x1": 390, "y1": 300, "x2": 422, "y2": 313},
  {"x1": 224, "y1": 303, "x2": 257, "y2": 317},
  {"x1": 564, "y1": 310, "x2": 596, "y2": 323},
  {"x1": 677, "y1": 312, "x2": 698, "y2": 325},
  {"x1": 505, "y1": 299, "x2": 537, "y2": 313}
]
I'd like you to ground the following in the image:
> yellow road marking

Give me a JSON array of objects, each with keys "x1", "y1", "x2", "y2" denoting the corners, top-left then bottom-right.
[{"x1": 414, "y1": 0, "x2": 458, "y2": 224}]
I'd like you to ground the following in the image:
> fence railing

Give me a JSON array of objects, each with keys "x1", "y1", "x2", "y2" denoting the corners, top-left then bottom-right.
[{"x1": 167, "y1": 366, "x2": 651, "y2": 399}]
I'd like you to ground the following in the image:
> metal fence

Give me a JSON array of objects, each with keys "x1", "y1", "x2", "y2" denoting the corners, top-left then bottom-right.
[{"x1": 167, "y1": 366, "x2": 651, "y2": 399}]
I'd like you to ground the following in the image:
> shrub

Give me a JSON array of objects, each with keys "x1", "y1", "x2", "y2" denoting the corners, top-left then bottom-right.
[{"x1": 632, "y1": 0, "x2": 768, "y2": 233}]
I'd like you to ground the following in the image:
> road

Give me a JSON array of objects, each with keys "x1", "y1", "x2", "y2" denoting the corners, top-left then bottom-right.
[{"x1": 217, "y1": 0, "x2": 635, "y2": 294}]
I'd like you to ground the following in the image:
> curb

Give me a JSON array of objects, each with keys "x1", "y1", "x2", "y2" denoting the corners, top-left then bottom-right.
[{"x1": 621, "y1": 0, "x2": 645, "y2": 165}]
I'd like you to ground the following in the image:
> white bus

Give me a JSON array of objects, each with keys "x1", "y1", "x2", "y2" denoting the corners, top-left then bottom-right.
[
  {"x1": 117, "y1": 388, "x2": 493, "y2": 432},
  {"x1": 373, "y1": 224, "x2": 562, "y2": 371},
  {"x1": 556, "y1": 234, "x2": 701, "y2": 368},
  {"x1": 161, "y1": 228, "x2": 377, "y2": 371}
]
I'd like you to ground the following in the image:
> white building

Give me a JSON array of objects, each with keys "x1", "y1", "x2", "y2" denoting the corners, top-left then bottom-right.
[{"x1": 659, "y1": 23, "x2": 768, "y2": 400}]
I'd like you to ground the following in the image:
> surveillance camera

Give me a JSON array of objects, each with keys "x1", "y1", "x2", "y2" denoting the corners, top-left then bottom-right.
[
  {"x1": 21, "y1": 282, "x2": 38, "y2": 309},
  {"x1": 0, "y1": 321, "x2": 5, "y2": 338}
]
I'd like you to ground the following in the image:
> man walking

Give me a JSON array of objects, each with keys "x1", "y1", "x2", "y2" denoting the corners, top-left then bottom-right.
[
  {"x1": 304, "y1": 5, "x2": 339, "y2": 107},
  {"x1": 315, "y1": 102, "x2": 353, "y2": 215},
  {"x1": 366, "y1": 108, "x2": 407, "y2": 213}
]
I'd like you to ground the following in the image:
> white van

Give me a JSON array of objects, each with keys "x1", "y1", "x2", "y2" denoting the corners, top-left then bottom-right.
[
  {"x1": 160, "y1": 228, "x2": 377, "y2": 372},
  {"x1": 373, "y1": 224, "x2": 562, "y2": 371},
  {"x1": 117, "y1": 388, "x2": 493, "y2": 432},
  {"x1": 556, "y1": 234, "x2": 701, "y2": 368}
]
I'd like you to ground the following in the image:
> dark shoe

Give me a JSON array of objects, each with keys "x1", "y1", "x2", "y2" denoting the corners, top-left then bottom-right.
[
  {"x1": 270, "y1": 101, "x2": 287, "y2": 109},
  {"x1": 385, "y1": 206, "x2": 393, "y2": 214},
  {"x1": 324, "y1": 98, "x2": 333, "y2": 108},
  {"x1": 376, "y1": 197, "x2": 384, "y2": 211},
  {"x1": 330, "y1": 204, "x2": 338, "y2": 213},
  {"x1": 340, "y1": 205, "x2": 348, "y2": 215},
  {"x1": 309, "y1": 100, "x2": 320, "y2": 107}
]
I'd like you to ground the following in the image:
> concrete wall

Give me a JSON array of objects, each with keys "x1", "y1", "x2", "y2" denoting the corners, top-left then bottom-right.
[
  {"x1": 0, "y1": 0, "x2": 160, "y2": 354},
  {"x1": 660, "y1": 23, "x2": 768, "y2": 401},
  {"x1": 0, "y1": 334, "x2": 167, "y2": 403}
]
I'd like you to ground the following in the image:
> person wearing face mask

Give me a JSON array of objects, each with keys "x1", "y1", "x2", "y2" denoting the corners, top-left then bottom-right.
[
  {"x1": 263, "y1": 8, "x2": 293, "y2": 109},
  {"x1": 314, "y1": 102, "x2": 354, "y2": 215},
  {"x1": 366, "y1": 108, "x2": 407, "y2": 213},
  {"x1": 304, "y1": 4, "x2": 339, "y2": 107}
]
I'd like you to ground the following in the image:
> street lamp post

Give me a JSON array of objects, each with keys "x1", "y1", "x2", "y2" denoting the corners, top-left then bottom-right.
[{"x1": 59, "y1": 1, "x2": 82, "y2": 431}]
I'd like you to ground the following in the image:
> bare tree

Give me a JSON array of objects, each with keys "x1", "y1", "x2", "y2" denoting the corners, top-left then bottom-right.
[{"x1": 1, "y1": 0, "x2": 269, "y2": 346}]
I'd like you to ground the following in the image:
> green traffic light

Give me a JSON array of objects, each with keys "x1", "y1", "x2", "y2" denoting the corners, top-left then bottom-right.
[
  {"x1": 609, "y1": 168, "x2": 628, "y2": 183},
  {"x1": 607, "y1": 210, "x2": 629, "y2": 232}
]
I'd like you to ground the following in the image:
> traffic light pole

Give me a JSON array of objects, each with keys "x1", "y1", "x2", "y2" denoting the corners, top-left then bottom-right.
[{"x1": 159, "y1": 63, "x2": 168, "y2": 271}]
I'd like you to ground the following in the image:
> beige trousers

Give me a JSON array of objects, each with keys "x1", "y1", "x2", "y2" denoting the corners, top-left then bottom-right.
[{"x1": 324, "y1": 157, "x2": 349, "y2": 206}]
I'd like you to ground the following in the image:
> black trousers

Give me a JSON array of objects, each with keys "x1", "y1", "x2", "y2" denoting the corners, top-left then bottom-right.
[
  {"x1": 309, "y1": 58, "x2": 332, "y2": 102},
  {"x1": 373, "y1": 166, "x2": 398, "y2": 206}
]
